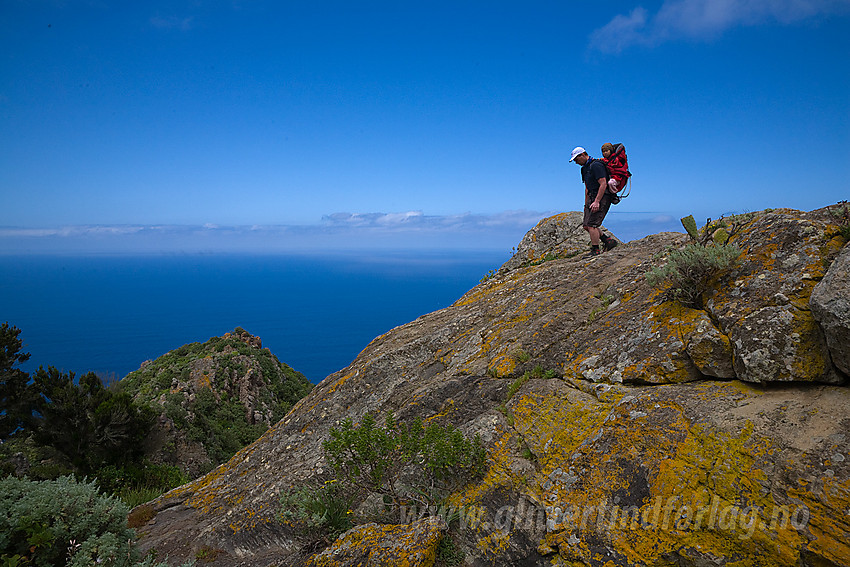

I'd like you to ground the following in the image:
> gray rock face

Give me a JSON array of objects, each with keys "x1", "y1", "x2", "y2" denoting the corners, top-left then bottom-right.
[
  {"x1": 811, "y1": 242, "x2": 850, "y2": 376},
  {"x1": 499, "y1": 211, "x2": 618, "y2": 273},
  {"x1": 703, "y1": 211, "x2": 844, "y2": 383}
]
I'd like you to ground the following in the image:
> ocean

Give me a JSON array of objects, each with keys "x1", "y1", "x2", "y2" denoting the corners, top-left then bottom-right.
[{"x1": 0, "y1": 251, "x2": 507, "y2": 383}]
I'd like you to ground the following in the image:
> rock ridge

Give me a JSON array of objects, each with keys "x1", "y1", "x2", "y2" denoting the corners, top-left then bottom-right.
[{"x1": 137, "y1": 207, "x2": 849, "y2": 567}]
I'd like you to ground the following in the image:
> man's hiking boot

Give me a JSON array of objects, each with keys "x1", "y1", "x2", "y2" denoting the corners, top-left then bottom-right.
[
  {"x1": 601, "y1": 234, "x2": 618, "y2": 252},
  {"x1": 587, "y1": 245, "x2": 602, "y2": 258}
]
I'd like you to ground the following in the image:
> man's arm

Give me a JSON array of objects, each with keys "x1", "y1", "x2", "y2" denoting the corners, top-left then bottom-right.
[{"x1": 590, "y1": 176, "x2": 608, "y2": 212}]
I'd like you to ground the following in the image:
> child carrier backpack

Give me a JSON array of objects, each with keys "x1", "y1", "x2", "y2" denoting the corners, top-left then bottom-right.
[{"x1": 602, "y1": 143, "x2": 632, "y2": 199}]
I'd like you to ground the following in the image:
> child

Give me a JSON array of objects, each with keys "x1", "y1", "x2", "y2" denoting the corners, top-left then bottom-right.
[{"x1": 600, "y1": 142, "x2": 631, "y2": 194}]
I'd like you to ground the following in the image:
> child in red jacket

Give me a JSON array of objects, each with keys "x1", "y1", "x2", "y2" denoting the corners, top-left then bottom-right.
[{"x1": 600, "y1": 143, "x2": 631, "y2": 194}]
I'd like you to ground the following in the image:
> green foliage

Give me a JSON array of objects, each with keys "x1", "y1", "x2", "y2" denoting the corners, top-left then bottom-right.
[
  {"x1": 530, "y1": 252, "x2": 558, "y2": 266},
  {"x1": 278, "y1": 480, "x2": 354, "y2": 547},
  {"x1": 587, "y1": 294, "x2": 615, "y2": 323},
  {"x1": 511, "y1": 349, "x2": 531, "y2": 364},
  {"x1": 505, "y1": 374, "x2": 530, "y2": 402},
  {"x1": 479, "y1": 269, "x2": 498, "y2": 283},
  {"x1": 435, "y1": 534, "x2": 465, "y2": 566},
  {"x1": 498, "y1": 366, "x2": 556, "y2": 425},
  {"x1": 645, "y1": 242, "x2": 742, "y2": 308},
  {"x1": 30, "y1": 368, "x2": 155, "y2": 474},
  {"x1": 194, "y1": 545, "x2": 224, "y2": 563},
  {"x1": 0, "y1": 476, "x2": 137, "y2": 567},
  {"x1": 322, "y1": 413, "x2": 486, "y2": 513},
  {"x1": 118, "y1": 330, "x2": 312, "y2": 467},
  {"x1": 184, "y1": 388, "x2": 268, "y2": 464},
  {"x1": 0, "y1": 323, "x2": 35, "y2": 440},
  {"x1": 507, "y1": 366, "x2": 556, "y2": 400},
  {"x1": 96, "y1": 462, "x2": 187, "y2": 506},
  {"x1": 118, "y1": 486, "x2": 163, "y2": 509},
  {"x1": 0, "y1": 476, "x2": 191, "y2": 567}
]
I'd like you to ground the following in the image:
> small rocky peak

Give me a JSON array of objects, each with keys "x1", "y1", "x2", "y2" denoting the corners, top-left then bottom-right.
[{"x1": 222, "y1": 327, "x2": 262, "y2": 349}]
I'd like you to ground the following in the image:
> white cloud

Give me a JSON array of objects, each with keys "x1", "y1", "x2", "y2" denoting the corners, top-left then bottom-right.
[
  {"x1": 591, "y1": 0, "x2": 850, "y2": 52},
  {"x1": 0, "y1": 212, "x2": 556, "y2": 254},
  {"x1": 320, "y1": 210, "x2": 552, "y2": 232},
  {"x1": 0, "y1": 226, "x2": 147, "y2": 238}
]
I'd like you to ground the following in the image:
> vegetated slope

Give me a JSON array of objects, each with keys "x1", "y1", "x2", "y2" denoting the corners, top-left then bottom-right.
[
  {"x1": 119, "y1": 328, "x2": 312, "y2": 477},
  {"x1": 137, "y1": 207, "x2": 850, "y2": 567}
]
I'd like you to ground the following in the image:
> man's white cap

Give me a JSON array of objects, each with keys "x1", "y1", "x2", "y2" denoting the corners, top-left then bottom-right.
[{"x1": 569, "y1": 146, "x2": 586, "y2": 162}]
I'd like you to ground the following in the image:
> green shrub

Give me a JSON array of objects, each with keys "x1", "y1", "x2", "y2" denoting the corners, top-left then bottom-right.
[
  {"x1": 435, "y1": 534, "x2": 465, "y2": 566},
  {"x1": 512, "y1": 349, "x2": 531, "y2": 364},
  {"x1": 117, "y1": 330, "x2": 313, "y2": 470},
  {"x1": 29, "y1": 369, "x2": 155, "y2": 475},
  {"x1": 479, "y1": 269, "x2": 498, "y2": 283},
  {"x1": 505, "y1": 374, "x2": 530, "y2": 402},
  {"x1": 0, "y1": 476, "x2": 192, "y2": 567},
  {"x1": 185, "y1": 388, "x2": 267, "y2": 464},
  {"x1": 0, "y1": 476, "x2": 136, "y2": 566},
  {"x1": 587, "y1": 294, "x2": 615, "y2": 323},
  {"x1": 278, "y1": 480, "x2": 354, "y2": 547},
  {"x1": 194, "y1": 545, "x2": 224, "y2": 563},
  {"x1": 497, "y1": 366, "x2": 556, "y2": 425},
  {"x1": 0, "y1": 323, "x2": 35, "y2": 440},
  {"x1": 645, "y1": 243, "x2": 742, "y2": 308},
  {"x1": 96, "y1": 461, "x2": 187, "y2": 506},
  {"x1": 322, "y1": 413, "x2": 486, "y2": 513}
]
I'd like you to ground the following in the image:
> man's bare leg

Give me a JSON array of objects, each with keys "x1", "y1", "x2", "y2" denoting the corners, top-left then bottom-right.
[{"x1": 584, "y1": 225, "x2": 602, "y2": 246}]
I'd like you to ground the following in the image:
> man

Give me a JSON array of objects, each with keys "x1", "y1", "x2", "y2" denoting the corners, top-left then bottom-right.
[{"x1": 569, "y1": 146, "x2": 618, "y2": 256}]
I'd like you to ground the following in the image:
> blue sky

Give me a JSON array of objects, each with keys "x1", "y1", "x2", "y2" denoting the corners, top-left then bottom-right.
[{"x1": 2, "y1": 1, "x2": 849, "y2": 253}]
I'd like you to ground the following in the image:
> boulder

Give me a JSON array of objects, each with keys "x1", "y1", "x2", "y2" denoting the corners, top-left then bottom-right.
[
  {"x1": 703, "y1": 211, "x2": 845, "y2": 384},
  {"x1": 304, "y1": 517, "x2": 446, "y2": 567},
  {"x1": 811, "y1": 242, "x2": 850, "y2": 376}
]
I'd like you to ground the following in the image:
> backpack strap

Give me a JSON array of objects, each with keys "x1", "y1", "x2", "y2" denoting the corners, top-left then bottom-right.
[{"x1": 619, "y1": 176, "x2": 631, "y2": 198}]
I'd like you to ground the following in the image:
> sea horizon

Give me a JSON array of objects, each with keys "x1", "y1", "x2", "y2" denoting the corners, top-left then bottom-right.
[{"x1": 1, "y1": 249, "x2": 509, "y2": 384}]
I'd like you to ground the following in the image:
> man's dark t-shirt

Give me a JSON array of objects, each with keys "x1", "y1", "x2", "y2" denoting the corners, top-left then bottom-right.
[{"x1": 581, "y1": 158, "x2": 610, "y2": 205}]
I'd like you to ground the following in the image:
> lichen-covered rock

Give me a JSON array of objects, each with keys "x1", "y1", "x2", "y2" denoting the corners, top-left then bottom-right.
[
  {"x1": 499, "y1": 211, "x2": 618, "y2": 273},
  {"x1": 304, "y1": 517, "x2": 446, "y2": 567},
  {"x1": 136, "y1": 208, "x2": 850, "y2": 567},
  {"x1": 683, "y1": 308, "x2": 736, "y2": 378},
  {"x1": 811, "y1": 241, "x2": 850, "y2": 376},
  {"x1": 499, "y1": 378, "x2": 850, "y2": 567},
  {"x1": 703, "y1": 211, "x2": 844, "y2": 383}
]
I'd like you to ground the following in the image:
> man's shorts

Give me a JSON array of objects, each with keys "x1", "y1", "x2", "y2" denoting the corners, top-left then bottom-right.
[{"x1": 583, "y1": 195, "x2": 612, "y2": 228}]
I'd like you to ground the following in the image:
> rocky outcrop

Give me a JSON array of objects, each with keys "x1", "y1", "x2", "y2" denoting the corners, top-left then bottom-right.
[
  {"x1": 304, "y1": 517, "x2": 447, "y2": 567},
  {"x1": 499, "y1": 211, "x2": 619, "y2": 272},
  {"x1": 136, "y1": 208, "x2": 849, "y2": 566},
  {"x1": 811, "y1": 242, "x2": 850, "y2": 375},
  {"x1": 120, "y1": 329, "x2": 312, "y2": 477}
]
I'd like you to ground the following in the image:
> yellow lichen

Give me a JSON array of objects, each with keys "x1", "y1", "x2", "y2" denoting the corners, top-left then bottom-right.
[
  {"x1": 308, "y1": 519, "x2": 444, "y2": 567},
  {"x1": 470, "y1": 383, "x2": 827, "y2": 566},
  {"x1": 786, "y1": 477, "x2": 850, "y2": 564}
]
